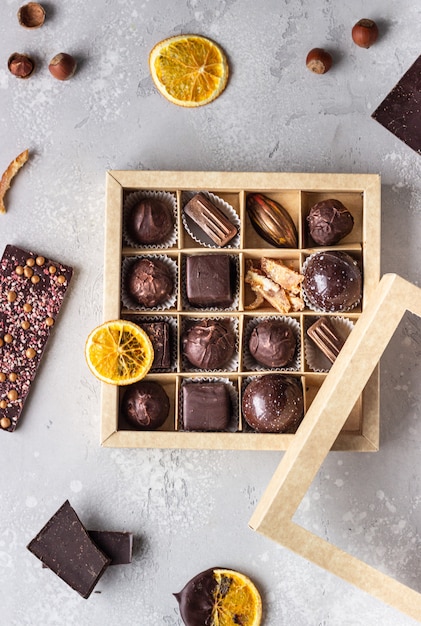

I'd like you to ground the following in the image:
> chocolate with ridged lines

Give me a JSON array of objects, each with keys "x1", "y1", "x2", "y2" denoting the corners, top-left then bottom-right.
[{"x1": 0, "y1": 245, "x2": 73, "y2": 432}]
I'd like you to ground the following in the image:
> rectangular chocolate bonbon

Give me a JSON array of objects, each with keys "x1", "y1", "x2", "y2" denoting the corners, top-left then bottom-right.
[
  {"x1": 0, "y1": 245, "x2": 73, "y2": 432},
  {"x1": 186, "y1": 254, "x2": 233, "y2": 308},
  {"x1": 182, "y1": 382, "x2": 231, "y2": 431},
  {"x1": 372, "y1": 54, "x2": 421, "y2": 155},
  {"x1": 183, "y1": 192, "x2": 238, "y2": 246},
  {"x1": 307, "y1": 317, "x2": 345, "y2": 364},
  {"x1": 27, "y1": 501, "x2": 110, "y2": 598},
  {"x1": 139, "y1": 321, "x2": 171, "y2": 369}
]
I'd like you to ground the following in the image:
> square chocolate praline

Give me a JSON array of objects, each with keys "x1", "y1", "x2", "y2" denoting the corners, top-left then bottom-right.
[
  {"x1": 186, "y1": 254, "x2": 234, "y2": 308},
  {"x1": 182, "y1": 382, "x2": 231, "y2": 431},
  {"x1": 139, "y1": 321, "x2": 171, "y2": 369}
]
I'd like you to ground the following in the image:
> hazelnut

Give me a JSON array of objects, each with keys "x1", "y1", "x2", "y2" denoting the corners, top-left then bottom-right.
[
  {"x1": 48, "y1": 53, "x2": 77, "y2": 81},
  {"x1": 8, "y1": 52, "x2": 35, "y2": 79},
  {"x1": 0, "y1": 417, "x2": 11, "y2": 429},
  {"x1": 306, "y1": 48, "x2": 332, "y2": 74},
  {"x1": 17, "y1": 3, "x2": 45, "y2": 29},
  {"x1": 352, "y1": 19, "x2": 379, "y2": 48}
]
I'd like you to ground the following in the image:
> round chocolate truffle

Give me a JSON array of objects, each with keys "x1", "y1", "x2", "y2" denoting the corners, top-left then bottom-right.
[
  {"x1": 121, "y1": 381, "x2": 170, "y2": 430},
  {"x1": 182, "y1": 319, "x2": 235, "y2": 370},
  {"x1": 127, "y1": 197, "x2": 174, "y2": 245},
  {"x1": 126, "y1": 257, "x2": 174, "y2": 307},
  {"x1": 242, "y1": 374, "x2": 304, "y2": 433},
  {"x1": 303, "y1": 251, "x2": 362, "y2": 312},
  {"x1": 307, "y1": 199, "x2": 354, "y2": 246},
  {"x1": 248, "y1": 319, "x2": 296, "y2": 368}
]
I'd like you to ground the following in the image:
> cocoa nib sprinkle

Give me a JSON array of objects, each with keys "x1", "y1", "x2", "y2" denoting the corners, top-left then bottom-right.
[{"x1": 0, "y1": 245, "x2": 73, "y2": 431}]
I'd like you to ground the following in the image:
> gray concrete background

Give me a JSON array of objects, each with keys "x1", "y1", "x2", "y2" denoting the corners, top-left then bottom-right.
[{"x1": 1, "y1": 0, "x2": 421, "y2": 624}]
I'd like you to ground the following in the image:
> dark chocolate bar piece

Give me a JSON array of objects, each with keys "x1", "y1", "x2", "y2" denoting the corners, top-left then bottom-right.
[
  {"x1": 183, "y1": 193, "x2": 238, "y2": 246},
  {"x1": 88, "y1": 531, "x2": 133, "y2": 565},
  {"x1": 307, "y1": 317, "x2": 345, "y2": 364},
  {"x1": 42, "y1": 530, "x2": 133, "y2": 567},
  {"x1": 372, "y1": 55, "x2": 421, "y2": 155},
  {"x1": 182, "y1": 382, "x2": 231, "y2": 431},
  {"x1": 0, "y1": 245, "x2": 73, "y2": 432},
  {"x1": 139, "y1": 321, "x2": 171, "y2": 369},
  {"x1": 186, "y1": 254, "x2": 233, "y2": 308},
  {"x1": 27, "y1": 501, "x2": 110, "y2": 599}
]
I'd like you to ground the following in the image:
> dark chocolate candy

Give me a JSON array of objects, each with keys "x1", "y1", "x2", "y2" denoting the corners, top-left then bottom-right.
[
  {"x1": 27, "y1": 500, "x2": 110, "y2": 599},
  {"x1": 43, "y1": 530, "x2": 133, "y2": 567},
  {"x1": 182, "y1": 319, "x2": 235, "y2": 370},
  {"x1": 126, "y1": 257, "x2": 173, "y2": 308},
  {"x1": 174, "y1": 568, "x2": 218, "y2": 626},
  {"x1": 307, "y1": 317, "x2": 345, "y2": 364},
  {"x1": 186, "y1": 254, "x2": 234, "y2": 308},
  {"x1": 303, "y1": 251, "x2": 362, "y2": 312},
  {"x1": 0, "y1": 245, "x2": 73, "y2": 432},
  {"x1": 183, "y1": 193, "x2": 238, "y2": 247},
  {"x1": 242, "y1": 374, "x2": 304, "y2": 433},
  {"x1": 372, "y1": 55, "x2": 421, "y2": 155},
  {"x1": 88, "y1": 531, "x2": 133, "y2": 565},
  {"x1": 182, "y1": 382, "x2": 231, "y2": 431},
  {"x1": 307, "y1": 199, "x2": 354, "y2": 246},
  {"x1": 248, "y1": 319, "x2": 296, "y2": 368},
  {"x1": 127, "y1": 197, "x2": 174, "y2": 245},
  {"x1": 139, "y1": 321, "x2": 171, "y2": 369},
  {"x1": 121, "y1": 380, "x2": 170, "y2": 430}
]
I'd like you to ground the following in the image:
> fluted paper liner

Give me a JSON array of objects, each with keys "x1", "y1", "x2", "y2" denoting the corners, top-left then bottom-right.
[
  {"x1": 243, "y1": 315, "x2": 301, "y2": 372},
  {"x1": 123, "y1": 190, "x2": 177, "y2": 249},
  {"x1": 179, "y1": 377, "x2": 239, "y2": 432},
  {"x1": 181, "y1": 190, "x2": 241, "y2": 249}
]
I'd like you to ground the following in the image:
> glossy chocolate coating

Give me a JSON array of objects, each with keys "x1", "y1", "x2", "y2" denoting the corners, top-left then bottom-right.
[
  {"x1": 174, "y1": 568, "x2": 218, "y2": 626},
  {"x1": 127, "y1": 198, "x2": 174, "y2": 245},
  {"x1": 307, "y1": 199, "x2": 354, "y2": 245},
  {"x1": 182, "y1": 382, "x2": 231, "y2": 431},
  {"x1": 126, "y1": 258, "x2": 173, "y2": 307},
  {"x1": 248, "y1": 319, "x2": 296, "y2": 368},
  {"x1": 303, "y1": 251, "x2": 362, "y2": 312},
  {"x1": 242, "y1": 374, "x2": 304, "y2": 433},
  {"x1": 121, "y1": 381, "x2": 169, "y2": 430},
  {"x1": 182, "y1": 319, "x2": 235, "y2": 370}
]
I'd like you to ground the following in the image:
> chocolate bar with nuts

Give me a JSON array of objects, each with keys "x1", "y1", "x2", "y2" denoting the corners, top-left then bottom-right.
[
  {"x1": 27, "y1": 500, "x2": 110, "y2": 598},
  {"x1": 0, "y1": 244, "x2": 73, "y2": 432},
  {"x1": 307, "y1": 317, "x2": 345, "y2": 364},
  {"x1": 183, "y1": 192, "x2": 238, "y2": 246}
]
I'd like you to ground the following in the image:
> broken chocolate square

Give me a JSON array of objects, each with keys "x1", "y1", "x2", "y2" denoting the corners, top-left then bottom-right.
[
  {"x1": 372, "y1": 55, "x2": 421, "y2": 155},
  {"x1": 27, "y1": 500, "x2": 110, "y2": 598}
]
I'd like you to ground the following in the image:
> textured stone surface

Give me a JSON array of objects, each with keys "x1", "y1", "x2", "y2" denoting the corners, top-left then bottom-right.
[{"x1": 1, "y1": 0, "x2": 421, "y2": 624}]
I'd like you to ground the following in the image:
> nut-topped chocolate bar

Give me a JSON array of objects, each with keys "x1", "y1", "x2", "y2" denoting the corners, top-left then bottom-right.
[{"x1": 102, "y1": 171, "x2": 380, "y2": 451}]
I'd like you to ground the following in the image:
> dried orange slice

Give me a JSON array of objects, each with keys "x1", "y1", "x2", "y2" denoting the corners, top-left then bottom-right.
[
  {"x1": 149, "y1": 34, "x2": 229, "y2": 107},
  {"x1": 85, "y1": 320, "x2": 154, "y2": 386},
  {"x1": 175, "y1": 567, "x2": 262, "y2": 626}
]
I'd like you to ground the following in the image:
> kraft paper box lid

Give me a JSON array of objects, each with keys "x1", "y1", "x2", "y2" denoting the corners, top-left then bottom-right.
[{"x1": 249, "y1": 273, "x2": 421, "y2": 622}]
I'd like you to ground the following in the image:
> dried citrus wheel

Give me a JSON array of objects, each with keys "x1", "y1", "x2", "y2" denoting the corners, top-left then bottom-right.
[
  {"x1": 149, "y1": 34, "x2": 229, "y2": 107},
  {"x1": 175, "y1": 567, "x2": 262, "y2": 626},
  {"x1": 85, "y1": 320, "x2": 154, "y2": 386}
]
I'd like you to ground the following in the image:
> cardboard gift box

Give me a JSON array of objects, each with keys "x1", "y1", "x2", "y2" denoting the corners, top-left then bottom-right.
[
  {"x1": 101, "y1": 171, "x2": 380, "y2": 450},
  {"x1": 249, "y1": 273, "x2": 421, "y2": 621}
]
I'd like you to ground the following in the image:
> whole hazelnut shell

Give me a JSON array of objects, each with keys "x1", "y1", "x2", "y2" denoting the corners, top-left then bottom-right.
[
  {"x1": 17, "y1": 3, "x2": 45, "y2": 29},
  {"x1": 48, "y1": 53, "x2": 77, "y2": 81},
  {"x1": 306, "y1": 48, "x2": 332, "y2": 74},
  {"x1": 8, "y1": 52, "x2": 35, "y2": 79},
  {"x1": 352, "y1": 19, "x2": 379, "y2": 48}
]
